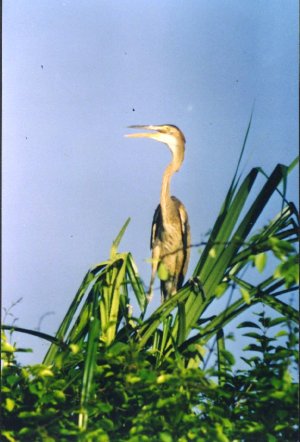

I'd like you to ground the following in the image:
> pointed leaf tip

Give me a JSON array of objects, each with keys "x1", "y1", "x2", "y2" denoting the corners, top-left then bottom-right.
[{"x1": 110, "y1": 217, "x2": 131, "y2": 258}]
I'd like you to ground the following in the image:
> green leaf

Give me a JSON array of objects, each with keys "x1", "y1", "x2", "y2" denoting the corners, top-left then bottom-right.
[
  {"x1": 269, "y1": 237, "x2": 295, "y2": 258},
  {"x1": 1, "y1": 341, "x2": 15, "y2": 353},
  {"x1": 37, "y1": 368, "x2": 54, "y2": 378},
  {"x1": 237, "y1": 321, "x2": 261, "y2": 329},
  {"x1": 215, "y1": 282, "x2": 228, "y2": 298},
  {"x1": 126, "y1": 375, "x2": 141, "y2": 384},
  {"x1": 270, "y1": 391, "x2": 286, "y2": 399},
  {"x1": 274, "y1": 254, "x2": 299, "y2": 288},
  {"x1": 1, "y1": 431, "x2": 17, "y2": 442},
  {"x1": 78, "y1": 289, "x2": 101, "y2": 431},
  {"x1": 240, "y1": 287, "x2": 251, "y2": 305},
  {"x1": 275, "y1": 330, "x2": 288, "y2": 338},
  {"x1": 159, "y1": 432, "x2": 173, "y2": 442},
  {"x1": 157, "y1": 262, "x2": 169, "y2": 281},
  {"x1": 5, "y1": 398, "x2": 15, "y2": 412},
  {"x1": 110, "y1": 217, "x2": 131, "y2": 259},
  {"x1": 216, "y1": 329, "x2": 226, "y2": 385},
  {"x1": 220, "y1": 349, "x2": 235, "y2": 366},
  {"x1": 287, "y1": 155, "x2": 299, "y2": 173},
  {"x1": 1, "y1": 326, "x2": 64, "y2": 355},
  {"x1": 126, "y1": 254, "x2": 147, "y2": 314},
  {"x1": 269, "y1": 317, "x2": 287, "y2": 327},
  {"x1": 254, "y1": 252, "x2": 267, "y2": 273},
  {"x1": 156, "y1": 374, "x2": 172, "y2": 384},
  {"x1": 243, "y1": 343, "x2": 263, "y2": 352},
  {"x1": 243, "y1": 332, "x2": 263, "y2": 340}
]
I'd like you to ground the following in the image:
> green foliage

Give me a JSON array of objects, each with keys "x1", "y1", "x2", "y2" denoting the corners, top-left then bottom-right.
[
  {"x1": 1, "y1": 315, "x2": 298, "y2": 441},
  {"x1": 1, "y1": 123, "x2": 299, "y2": 440}
]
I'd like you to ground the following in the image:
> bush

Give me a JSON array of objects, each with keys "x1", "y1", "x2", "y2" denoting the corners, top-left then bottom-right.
[{"x1": 1, "y1": 314, "x2": 298, "y2": 441}]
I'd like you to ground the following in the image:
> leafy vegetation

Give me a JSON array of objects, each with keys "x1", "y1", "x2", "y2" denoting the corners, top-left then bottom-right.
[
  {"x1": 1, "y1": 312, "x2": 298, "y2": 441},
  {"x1": 1, "y1": 124, "x2": 299, "y2": 441}
]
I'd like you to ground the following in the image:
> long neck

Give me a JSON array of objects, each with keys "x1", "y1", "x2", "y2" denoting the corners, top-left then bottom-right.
[{"x1": 160, "y1": 143, "x2": 184, "y2": 220}]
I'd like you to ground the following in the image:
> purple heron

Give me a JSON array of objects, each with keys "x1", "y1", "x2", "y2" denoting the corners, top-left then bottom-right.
[{"x1": 126, "y1": 124, "x2": 191, "y2": 303}]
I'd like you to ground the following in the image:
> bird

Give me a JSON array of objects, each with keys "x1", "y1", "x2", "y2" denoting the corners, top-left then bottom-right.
[{"x1": 125, "y1": 124, "x2": 191, "y2": 303}]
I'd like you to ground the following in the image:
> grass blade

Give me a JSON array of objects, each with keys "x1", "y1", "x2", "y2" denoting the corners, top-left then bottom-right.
[
  {"x1": 78, "y1": 288, "x2": 100, "y2": 430},
  {"x1": 110, "y1": 218, "x2": 131, "y2": 259}
]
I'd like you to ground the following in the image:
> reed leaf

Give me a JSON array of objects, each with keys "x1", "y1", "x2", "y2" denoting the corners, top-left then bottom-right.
[
  {"x1": 216, "y1": 329, "x2": 226, "y2": 385},
  {"x1": 78, "y1": 287, "x2": 100, "y2": 430}
]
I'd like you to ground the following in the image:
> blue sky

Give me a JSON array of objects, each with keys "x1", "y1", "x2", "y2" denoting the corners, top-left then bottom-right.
[{"x1": 3, "y1": 1, "x2": 298, "y2": 363}]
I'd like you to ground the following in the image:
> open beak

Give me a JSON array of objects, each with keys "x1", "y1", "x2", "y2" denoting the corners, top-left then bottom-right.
[{"x1": 124, "y1": 125, "x2": 163, "y2": 141}]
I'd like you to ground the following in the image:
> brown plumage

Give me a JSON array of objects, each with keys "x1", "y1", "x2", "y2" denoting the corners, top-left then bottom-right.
[{"x1": 125, "y1": 124, "x2": 191, "y2": 303}]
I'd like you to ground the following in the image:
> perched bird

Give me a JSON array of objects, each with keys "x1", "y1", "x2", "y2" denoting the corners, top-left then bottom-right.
[{"x1": 125, "y1": 124, "x2": 191, "y2": 303}]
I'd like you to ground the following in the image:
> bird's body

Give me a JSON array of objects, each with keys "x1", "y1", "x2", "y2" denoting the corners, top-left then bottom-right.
[
  {"x1": 125, "y1": 124, "x2": 190, "y2": 302},
  {"x1": 151, "y1": 196, "x2": 190, "y2": 302}
]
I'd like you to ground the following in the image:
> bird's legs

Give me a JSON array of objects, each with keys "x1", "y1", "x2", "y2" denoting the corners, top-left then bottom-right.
[{"x1": 161, "y1": 276, "x2": 177, "y2": 303}]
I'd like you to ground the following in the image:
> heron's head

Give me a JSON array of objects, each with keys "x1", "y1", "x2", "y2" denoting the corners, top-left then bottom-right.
[{"x1": 125, "y1": 125, "x2": 186, "y2": 159}]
